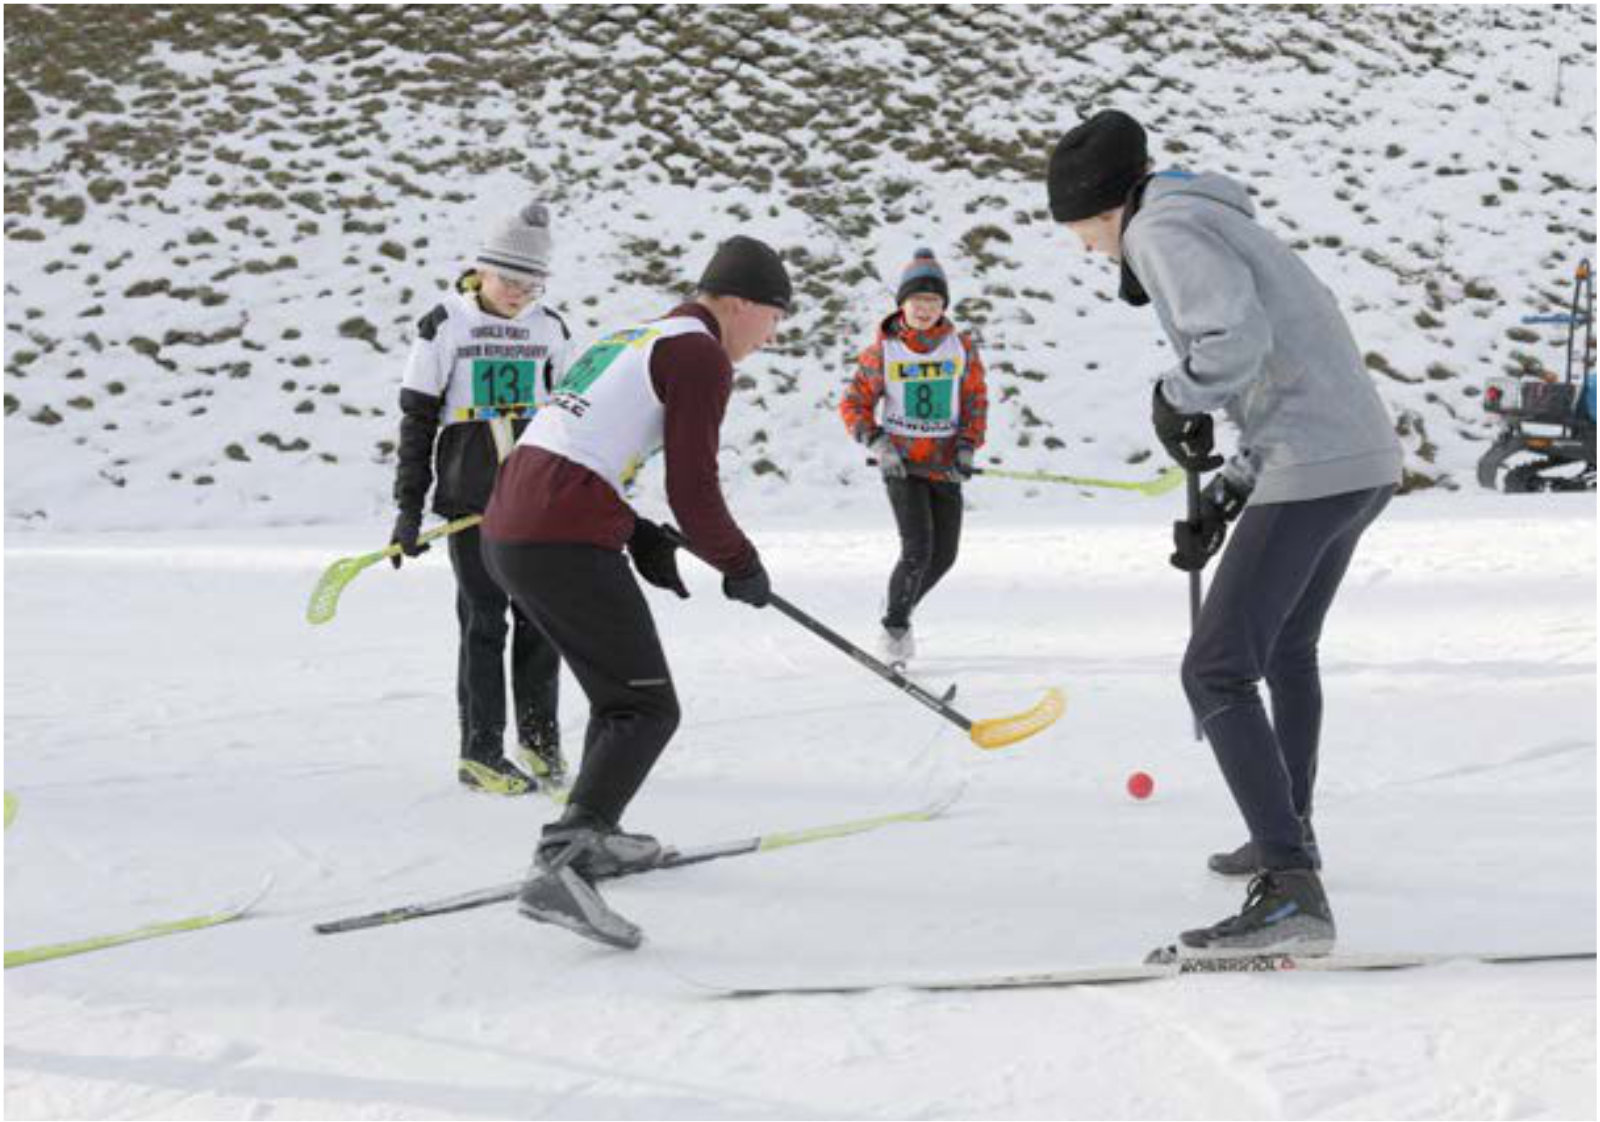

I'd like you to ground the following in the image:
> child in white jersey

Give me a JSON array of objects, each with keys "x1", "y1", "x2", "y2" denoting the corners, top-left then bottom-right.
[{"x1": 391, "y1": 202, "x2": 573, "y2": 796}]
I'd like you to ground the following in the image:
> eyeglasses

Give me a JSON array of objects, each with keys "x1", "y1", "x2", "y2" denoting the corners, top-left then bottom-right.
[{"x1": 488, "y1": 271, "x2": 547, "y2": 299}]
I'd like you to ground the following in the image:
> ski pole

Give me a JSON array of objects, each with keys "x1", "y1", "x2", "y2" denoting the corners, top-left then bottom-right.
[
  {"x1": 1184, "y1": 469, "x2": 1203, "y2": 743},
  {"x1": 662, "y1": 528, "x2": 1064, "y2": 750},
  {"x1": 306, "y1": 514, "x2": 484, "y2": 625}
]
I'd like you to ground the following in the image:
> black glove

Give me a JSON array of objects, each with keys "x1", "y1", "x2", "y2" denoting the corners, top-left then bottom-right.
[
  {"x1": 1151, "y1": 383, "x2": 1225, "y2": 472},
  {"x1": 953, "y1": 443, "x2": 976, "y2": 482},
  {"x1": 722, "y1": 556, "x2": 771, "y2": 608},
  {"x1": 627, "y1": 518, "x2": 689, "y2": 599},
  {"x1": 389, "y1": 509, "x2": 428, "y2": 569},
  {"x1": 1170, "y1": 473, "x2": 1250, "y2": 572}
]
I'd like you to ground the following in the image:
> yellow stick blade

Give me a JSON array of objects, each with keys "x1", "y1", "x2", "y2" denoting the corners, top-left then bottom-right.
[
  {"x1": 969, "y1": 687, "x2": 1066, "y2": 750},
  {"x1": 306, "y1": 554, "x2": 378, "y2": 625}
]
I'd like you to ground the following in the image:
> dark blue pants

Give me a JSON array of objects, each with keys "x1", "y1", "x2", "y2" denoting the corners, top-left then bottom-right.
[{"x1": 1181, "y1": 485, "x2": 1394, "y2": 869}]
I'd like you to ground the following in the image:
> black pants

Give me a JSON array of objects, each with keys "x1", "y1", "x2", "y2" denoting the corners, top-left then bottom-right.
[
  {"x1": 449, "y1": 525, "x2": 559, "y2": 758},
  {"x1": 481, "y1": 539, "x2": 680, "y2": 827},
  {"x1": 882, "y1": 476, "x2": 964, "y2": 630},
  {"x1": 1182, "y1": 485, "x2": 1394, "y2": 870}
]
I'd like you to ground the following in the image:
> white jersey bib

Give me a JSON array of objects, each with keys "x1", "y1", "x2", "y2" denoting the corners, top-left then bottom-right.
[
  {"x1": 881, "y1": 332, "x2": 966, "y2": 439},
  {"x1": 401, "y1": 288, "x2": 569, "y2": 425},
  {"x1": 520, "y1": 316, "x2": 711, "y2": 496}
]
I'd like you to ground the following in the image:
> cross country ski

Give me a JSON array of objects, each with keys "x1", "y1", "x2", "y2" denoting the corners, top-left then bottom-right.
[
  {"x1": 694, "y1": 948, "x2": 1598, "y2": 997},
  {"x1": 6, "y1": 878, "x2": 274, "y2": 970},
  {"x1": 313, "y1": 788, "x2": 961, "y2": 936}
]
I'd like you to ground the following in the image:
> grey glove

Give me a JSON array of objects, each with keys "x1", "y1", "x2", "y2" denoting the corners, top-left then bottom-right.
[
  {"x1": 722, "y1": 556, "x2": 771, "y2": 608},
  {"x1": 868, "y1": 432, "x2": 906, "y2": 480},
  {"x1": 954, "y1": 443, "x2": 976, "y2": 482}
]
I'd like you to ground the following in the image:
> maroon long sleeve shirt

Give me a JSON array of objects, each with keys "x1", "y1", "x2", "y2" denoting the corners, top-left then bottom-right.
[{"x1": 482, "y1": 303, "x2": 758, "y2": 576}]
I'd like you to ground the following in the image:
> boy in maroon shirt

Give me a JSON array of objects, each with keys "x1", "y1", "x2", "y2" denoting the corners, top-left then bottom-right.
[{"x1": 482, "y1": 235, "x2": 791, "y2": 948}]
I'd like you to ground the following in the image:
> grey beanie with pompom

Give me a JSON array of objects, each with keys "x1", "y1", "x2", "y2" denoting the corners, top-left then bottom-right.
[{"x1": 477, "y1": 202, "x2": 552, "y2": 283}]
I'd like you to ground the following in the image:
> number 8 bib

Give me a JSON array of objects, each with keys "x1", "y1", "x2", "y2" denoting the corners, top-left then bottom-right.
[{"x1": 882, "y1": 334, "x2": 965, "y2": 439}]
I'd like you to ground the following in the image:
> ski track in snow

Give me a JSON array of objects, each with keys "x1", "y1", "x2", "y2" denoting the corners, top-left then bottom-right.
[{"x1": 4, "y1": 494, "x2": 1595, "y2": 1120}]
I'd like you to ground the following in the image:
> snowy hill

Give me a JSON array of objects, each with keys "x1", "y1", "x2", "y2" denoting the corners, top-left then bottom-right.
[{"x1": 4, "y1": 5, "x2": 1596, "y2": 531}]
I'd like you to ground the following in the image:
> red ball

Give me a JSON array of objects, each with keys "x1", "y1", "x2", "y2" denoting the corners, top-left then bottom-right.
[{"x1": 1126, "y1": 771, "x2": 1155, "y2": 800}]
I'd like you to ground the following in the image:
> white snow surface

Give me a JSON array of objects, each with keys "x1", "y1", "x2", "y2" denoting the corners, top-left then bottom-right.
[{"x1": 4, "y1": 492, "x2": 1594, "y2": 1120}]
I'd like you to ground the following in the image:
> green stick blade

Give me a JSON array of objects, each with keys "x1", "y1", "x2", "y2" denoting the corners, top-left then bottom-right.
[{"x1": 306, "y1": 554, "x2": 380, "y2": 625}]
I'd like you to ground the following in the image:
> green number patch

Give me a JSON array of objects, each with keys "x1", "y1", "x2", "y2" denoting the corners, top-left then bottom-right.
[
  {"x1": 471, "y1": 360, "x2": 538, "y2": 407},
  {"x1": 556, "y1": 343, "x2": 625, "y2": 397},
  {"x1": 891, "y1": 360, "x2": 958, "y2": 422},
  {"x1": 555, "y1": 328, "x2": 662, "y2": 398}
]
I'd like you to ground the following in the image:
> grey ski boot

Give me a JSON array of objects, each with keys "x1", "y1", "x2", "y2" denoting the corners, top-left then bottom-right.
[
  {"x1": 537, "y1": 806, "x2": 662, "y2": 880},
  {"x1": 517, "y1": 826, "x2": 647, "y2": 950},
  {"x1": 1178, "y1": 868, "x2": 1336, "y2": 958},
  {"x1": 1208, "y1": 820, "x2": 1322, "y2": 878}
]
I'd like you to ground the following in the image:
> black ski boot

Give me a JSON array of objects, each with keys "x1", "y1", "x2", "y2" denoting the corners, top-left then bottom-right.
[
  {"x1": 1179, "y1": 868, "x2": 1336, "y2": 958},
  {"x1": 1208, "y1": 821, "x2": 1322, "y2": 877},
  {"x1": 517, "y1": 714, "x2": 568, "y2": 788},
  {"x1": 537, "y1": 805, "x2": 662, "y2": 879}
]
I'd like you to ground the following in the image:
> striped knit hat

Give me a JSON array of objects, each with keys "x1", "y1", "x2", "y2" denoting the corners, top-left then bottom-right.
[
  {"x1": 476, "y1": 202, "x2": 552, "y2": 284},
  {"x1": 896, "y1": 248, "x2": 949, "y2": 306}
]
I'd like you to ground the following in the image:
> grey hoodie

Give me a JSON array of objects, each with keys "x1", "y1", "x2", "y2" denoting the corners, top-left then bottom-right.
[{"x1": 1123, "y1": 171, "x2": 1403, "y2": 504}]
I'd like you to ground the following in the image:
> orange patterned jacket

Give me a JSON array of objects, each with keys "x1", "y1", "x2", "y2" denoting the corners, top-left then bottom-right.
[{"x1": 839, "y1": 312, "x2": 988, "y2": 482}]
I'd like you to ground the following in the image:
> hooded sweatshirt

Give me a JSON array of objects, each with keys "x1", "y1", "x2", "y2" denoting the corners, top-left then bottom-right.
[{"x1": 1122, "y1": 171, "x2": 1403, "y2": 504}]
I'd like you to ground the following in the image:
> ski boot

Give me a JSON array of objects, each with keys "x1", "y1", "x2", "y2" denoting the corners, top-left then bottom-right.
[
  {"x1": 517, "y1": 809, "x2": 654, "y2": 950},
  {"x1": 1208, "y1": 820, "x2": 1322, "y2": 878},
  {"x1": 458, "y1": 757, "x2": 536, "y2": 797},
  {"x1": 1179, "y1": 868, "x2": 1336, "y2": 958},
  {"x1": 537, "y1": 804, "x2": 662, "y2": 879},
  {"x1": 517, "y1": 839, "x2": 644, "y2": 950},
  {"x1": 517, "y1": 715, "x2": 569, "y2": 789},
  {"x1": 458, "y1": 728, "x2": 535, "y2": 797},
  {"x1": 878, "y1": 624, "x2": 915, "y2": 670}
]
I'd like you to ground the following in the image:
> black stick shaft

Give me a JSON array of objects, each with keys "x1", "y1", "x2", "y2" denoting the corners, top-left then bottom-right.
[
  {"x1": 661, "y1": 527, "x2": 975, "y2": 733},
  {"x1": 765, "y1": 593, "x2": 974, "y2": 732}
]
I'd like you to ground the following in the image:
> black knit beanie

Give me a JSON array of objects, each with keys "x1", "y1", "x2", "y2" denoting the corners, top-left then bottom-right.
[
  {"x1": 896, "y1": 248, "x2": 950, "y2": 306},
  {"x1": 1047, "y1": 110, "x2": 1150, "y2": 223},
  {"x1": 697, "y1": 236, "x2": 793, "y2": 312}
]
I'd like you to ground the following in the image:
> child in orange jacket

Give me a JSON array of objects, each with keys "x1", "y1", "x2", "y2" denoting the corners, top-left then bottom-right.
[{"x1": 839, "y1": 248, "x2": 988, "y2": 666}]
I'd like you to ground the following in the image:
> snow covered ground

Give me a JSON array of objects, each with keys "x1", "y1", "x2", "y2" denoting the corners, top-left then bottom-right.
[{"x1": 4, "y1": 490, "x2": 1594, "y2": 1120}]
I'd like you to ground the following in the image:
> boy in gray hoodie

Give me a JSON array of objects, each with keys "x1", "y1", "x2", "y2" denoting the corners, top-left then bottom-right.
[{"x1": 1047, "y1": 110, "x2": 1402, "y2": 959}]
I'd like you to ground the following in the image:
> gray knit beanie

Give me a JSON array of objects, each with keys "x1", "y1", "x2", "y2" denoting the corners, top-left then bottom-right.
[{"x1": 477, "y1": 202, "x2": 552, "y2": 283}]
